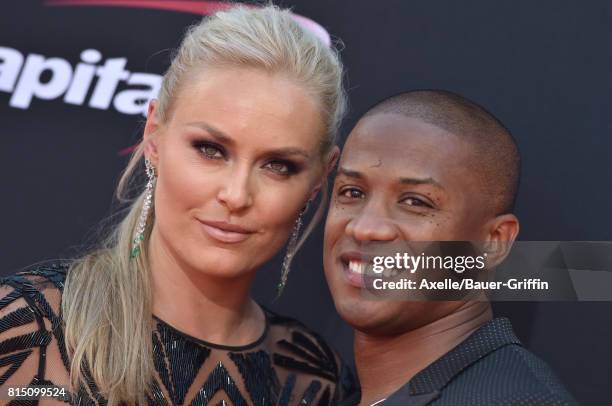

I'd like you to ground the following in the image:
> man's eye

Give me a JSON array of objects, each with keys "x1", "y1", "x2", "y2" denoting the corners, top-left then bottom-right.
[
  {"x1": 200, "y1": 144, "x2": 224, "y2": 159},
  {"x1": 340, "y1": 187, "x2": 364, "y2": 199},
  {"x1": 401, "y1": 196, "x2": 431, "y2": 207}
]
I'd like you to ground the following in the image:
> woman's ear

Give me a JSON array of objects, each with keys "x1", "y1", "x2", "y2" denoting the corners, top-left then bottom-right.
[
  {"x1": 482, "y1": 213, "x2": 520, "y2": 268},
  {"x1": 143, "y1": 100, "x2": 161, "y2": 167}
]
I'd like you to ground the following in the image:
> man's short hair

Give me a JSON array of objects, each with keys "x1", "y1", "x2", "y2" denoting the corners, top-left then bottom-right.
[{"x1": 363, "y1": 89, "x2": 520, "y2": 214}]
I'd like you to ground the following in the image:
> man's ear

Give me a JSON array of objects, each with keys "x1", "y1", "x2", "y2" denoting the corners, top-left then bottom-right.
[
  {"x1": 309, "y1": 145, "x2": 341, "y2": 202},
  {"x1": 326, "y1": 145, "x2": 341, "y2": 175},
  {"x1": 483, "y1": 213, "x2": 520, "y2": 267},
  {"x1": 143, "y1": 99, "x2": 162, "y2": 167}
]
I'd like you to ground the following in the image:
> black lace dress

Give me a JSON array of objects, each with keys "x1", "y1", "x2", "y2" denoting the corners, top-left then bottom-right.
[{"x1": 0, "y1": 264, "x2": 355, "y2": 405}]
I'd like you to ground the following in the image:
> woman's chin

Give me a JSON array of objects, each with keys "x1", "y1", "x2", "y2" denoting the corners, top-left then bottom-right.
[{"x1": 182, "y1": 250, "x2": 258, "y2": 279}]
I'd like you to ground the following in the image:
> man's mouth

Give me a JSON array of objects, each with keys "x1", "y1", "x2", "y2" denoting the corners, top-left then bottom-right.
[
  {"x1": 348, "y1": 259, "x2": 366, "y2": 275},
  {"x1": 339, "y1": 253, "x2": 401, "y2": 288}
]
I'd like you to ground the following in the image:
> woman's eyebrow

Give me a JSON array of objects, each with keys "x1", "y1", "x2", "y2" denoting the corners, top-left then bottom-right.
[
  {"x1": 185, "y1": 121, "x2": 234, "y2": 145},
  {"x1": 264, "y1": 147, "x2": 310, "y2": 159},
  {"x1": 187, "y1": 121, "x2": 310, "y2": 159},
  {"x1": 185, "y1": 121, "x2": 310, "y2": 159}
]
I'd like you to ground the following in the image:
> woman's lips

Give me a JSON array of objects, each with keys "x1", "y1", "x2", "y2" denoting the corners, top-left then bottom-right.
[{"x1": 198, "y1": 219, "x2": 254, "y2": 244}]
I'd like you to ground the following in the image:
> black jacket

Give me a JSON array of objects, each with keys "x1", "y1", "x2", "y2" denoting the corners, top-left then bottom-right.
[{"x1": 342, "y1": 318, "x2": 579, "y2": 406}]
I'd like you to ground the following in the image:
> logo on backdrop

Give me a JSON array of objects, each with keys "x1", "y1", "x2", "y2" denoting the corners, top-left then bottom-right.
[
  {"x1": 0, "y1": 1, "x2": 330, "y2": 117},
  {"x1": 0, "y1": 47, "x2": 160, "y2": 116}
]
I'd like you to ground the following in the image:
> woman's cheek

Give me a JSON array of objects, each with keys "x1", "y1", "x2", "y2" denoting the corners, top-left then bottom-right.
[
  {"x1": 166, "y1": 157, "x2": 221, "y2": 208},
  {"x1": 158, "y1": 168, "x2": 198, "y2": 215},
  {"x1": 257, "y1": 182, "x2": 306, "y2": 231}
]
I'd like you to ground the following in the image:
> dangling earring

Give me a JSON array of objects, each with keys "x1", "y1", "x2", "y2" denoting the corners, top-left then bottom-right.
[
  {"x1": 131, "y1": 158, "x2": 156, "y2": 259},
  {"x1": 277, "y1": 201, "x2": 310, "y2": 296}
]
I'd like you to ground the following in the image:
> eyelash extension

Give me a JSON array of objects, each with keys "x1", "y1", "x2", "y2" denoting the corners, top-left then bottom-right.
[
  {"x1": 267, "y1": 159, "x2": 300, "y2": 176},
  {"x1": 190, "y1": 141, "x2": 301, "y2": 176},
  {"x1": 191, "y1": 140, "x2": 226, "y2": 159}
]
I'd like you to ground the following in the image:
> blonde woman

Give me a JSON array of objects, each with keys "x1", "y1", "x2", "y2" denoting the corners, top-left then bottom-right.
[{"x1": 0, "y1": 5, "x2": 354, "y2": 405}]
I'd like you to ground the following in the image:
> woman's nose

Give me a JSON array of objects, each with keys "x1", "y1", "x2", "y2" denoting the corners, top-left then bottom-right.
[{"x1": 216, "y1": 165, "x2": 254, "y2": 212}]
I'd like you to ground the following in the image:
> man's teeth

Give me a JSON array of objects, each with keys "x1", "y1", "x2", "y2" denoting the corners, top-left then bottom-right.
[
  {"x1": 347, "y1": 260, "x2": 400, "y2": 276},
  {"x1": 348, "y1": 260, "x2": 366, "y2": 274}
]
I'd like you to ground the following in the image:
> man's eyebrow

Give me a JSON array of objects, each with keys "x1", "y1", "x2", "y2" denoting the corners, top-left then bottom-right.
[
  {"x1": 185, "y1": 121, "x2": 234, "y2": 145},
  {"x1": 400, "y1": 176, "x2": 443, "y2": 189},
  {"x1": 337, "y1": 167, "x2": 363, "y2": 179},
  {"x1": 338, "y1": 168, "x2": 442, "y2": 189}
]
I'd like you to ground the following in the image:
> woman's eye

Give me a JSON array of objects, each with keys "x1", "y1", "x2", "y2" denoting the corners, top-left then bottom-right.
[
  {"x1": 339, "y1": 187, "x2": 364, "y2": 199},
  {"x1": 264, "y1": 161, "x2": 295, "y2": 176},
  {"x1": 200, "y1": 144, "x2": 224, "y2": 159}
]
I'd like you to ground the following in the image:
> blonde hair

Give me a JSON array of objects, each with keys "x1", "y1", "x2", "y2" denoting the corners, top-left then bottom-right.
[{"x1": 62, "y1": 4, "x2": 346, "y2": 405}]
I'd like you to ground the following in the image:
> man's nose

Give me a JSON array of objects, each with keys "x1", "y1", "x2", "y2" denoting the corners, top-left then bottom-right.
[
  {"x1": 345, "y1": 201, "x2": 398, "y2": 242},
  {"x1": 216, "y1": 163, "x2": 254, "y2": 212}
]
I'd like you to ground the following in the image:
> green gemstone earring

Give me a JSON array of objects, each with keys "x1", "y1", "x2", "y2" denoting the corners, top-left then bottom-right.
[{"x1": 131, "y1": 159, "x2": 156, "y2": 259}]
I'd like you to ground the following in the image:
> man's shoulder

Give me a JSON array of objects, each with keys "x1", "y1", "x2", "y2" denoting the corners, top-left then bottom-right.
[{"x1": 445, "y1": 343, "x2": 579, "y2": 405}]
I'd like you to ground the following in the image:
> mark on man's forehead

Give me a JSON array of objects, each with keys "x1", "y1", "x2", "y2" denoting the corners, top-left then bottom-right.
[{"x1": 370, "y1": 159, "x2": 382, "y2": 168}]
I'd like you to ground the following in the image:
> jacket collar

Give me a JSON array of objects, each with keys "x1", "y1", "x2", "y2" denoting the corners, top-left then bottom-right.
[{"x1": 346, "y1": 317, "x2": 521, "y2": 406}]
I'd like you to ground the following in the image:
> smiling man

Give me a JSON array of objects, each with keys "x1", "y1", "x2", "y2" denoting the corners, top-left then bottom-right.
[{"x1": 324, "y1": 90, "x2": 577, "y2": 405}]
